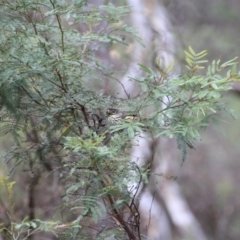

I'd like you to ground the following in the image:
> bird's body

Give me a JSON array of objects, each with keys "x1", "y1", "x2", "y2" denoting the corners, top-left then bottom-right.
[{"x1": 106, "y1": 108, "x2": 138, "y2": 125}]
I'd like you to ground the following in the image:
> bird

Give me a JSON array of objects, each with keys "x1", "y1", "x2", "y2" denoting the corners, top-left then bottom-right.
[{"x1": 106, "y1": 108, "x2": 138, "y2": 125}]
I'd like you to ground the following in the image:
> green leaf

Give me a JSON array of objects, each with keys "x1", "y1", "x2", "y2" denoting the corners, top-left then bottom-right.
[
  {"x1": 197, "y1": 90, "x2": 209, "y2": 99},
  {"x1": 138, "y1": 63, "x2": 153, "y2": 74},
  {"x1": 186, "y1": 57, "x2": 193, "y2": 66},
  {"x1": 211, "y1": 83, "x2": 219, "y2": 90},
  {"x1": 196, "y1": 50, "x2": 207, "y2": 58},
  {"x1": 220, "y1": 57, "x2": 238, "y2": 68},
  {"x1": 195, "y1": 60, "x2": 208, "y2": 64},
  {"x1": 184, "y1": 50, "x2": 194, "y2": 59},
  {"x1": 188, "y1": 46, "x2": 196, "y2": 56},
  {"x1": 127, "y1": 127, "x2": 135, "y2": 139}
]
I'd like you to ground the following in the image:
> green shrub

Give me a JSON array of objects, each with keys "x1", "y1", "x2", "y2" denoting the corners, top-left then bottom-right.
[{"x1": 0, "y1": 0, "x2": 239, "y2": 239}]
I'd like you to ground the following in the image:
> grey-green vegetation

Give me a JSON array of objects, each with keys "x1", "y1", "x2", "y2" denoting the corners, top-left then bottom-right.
[{"x1": 0, "y1": 0, "x2": 239, "y2": 239}]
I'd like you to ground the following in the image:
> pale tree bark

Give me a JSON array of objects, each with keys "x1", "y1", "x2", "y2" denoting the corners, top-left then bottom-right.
[{"x1": 118, "y1": 0, "x2": 208, "y2": 239}]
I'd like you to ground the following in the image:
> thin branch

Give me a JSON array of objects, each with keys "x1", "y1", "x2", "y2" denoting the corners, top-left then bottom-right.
[
  {"x1": 74, "y1": 101, "x2": 90, "y2": 126},
  {"x1": 104, "y1": 73, "x2": 131, "y2": 99},
  {"x1": 20, "y1": 86, "x2": 42, "y2": 106},
  {"x1": 49, "y1": 0, "x2": 65, "y2": 52}
]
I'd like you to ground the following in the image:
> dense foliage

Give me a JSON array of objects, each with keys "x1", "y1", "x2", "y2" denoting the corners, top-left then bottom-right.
[{"x1": 0, "y1": 0, "x2": 239, "y2": 239}]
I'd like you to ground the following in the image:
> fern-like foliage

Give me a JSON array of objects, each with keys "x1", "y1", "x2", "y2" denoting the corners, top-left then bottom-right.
[{"x1": 0, "y1": 0, "x2": 239, "y2": 239}]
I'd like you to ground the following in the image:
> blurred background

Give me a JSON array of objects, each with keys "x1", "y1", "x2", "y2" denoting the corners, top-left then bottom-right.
[
  {"x1": 1, "y1": 0, "x2": 240, "y2": 239},
  {"x1": 167, "y1": 0, "x2": 240, "y2": 239}
]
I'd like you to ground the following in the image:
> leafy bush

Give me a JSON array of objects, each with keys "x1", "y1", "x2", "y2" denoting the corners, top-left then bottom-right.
[{"x1": 0, "y1": 0, "x2": 239, "y2": 239}]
